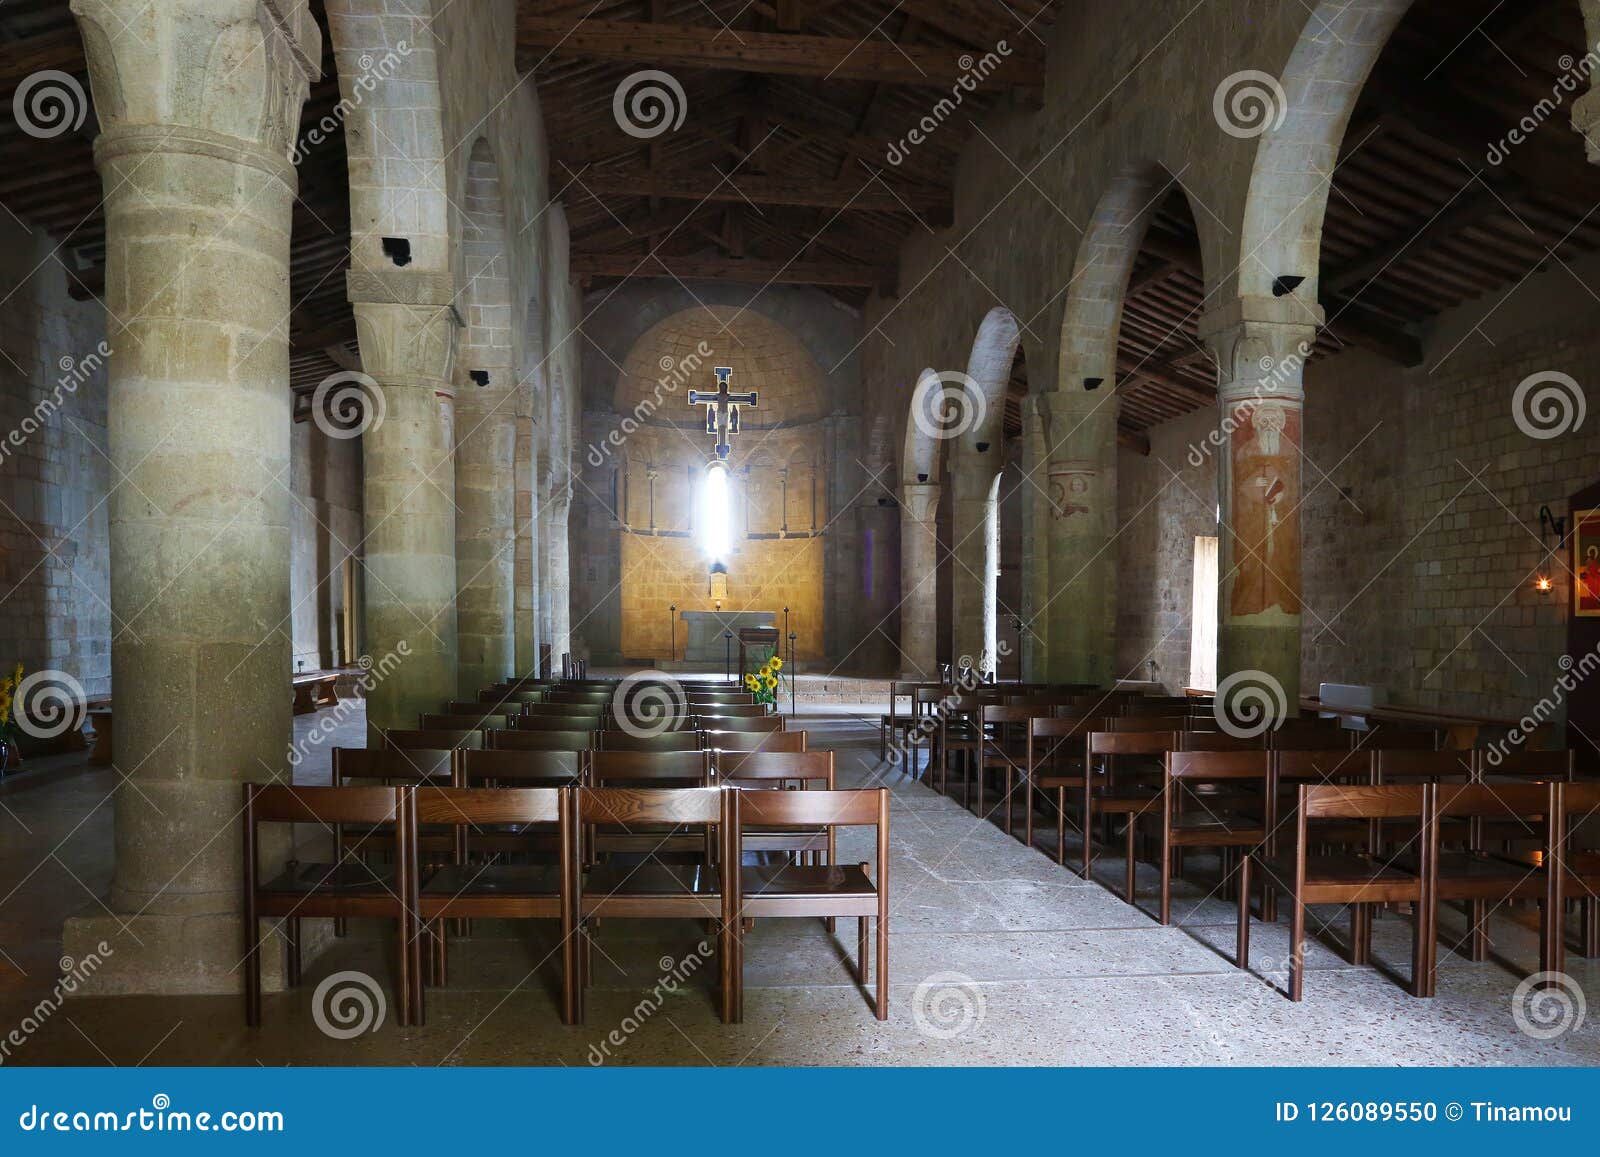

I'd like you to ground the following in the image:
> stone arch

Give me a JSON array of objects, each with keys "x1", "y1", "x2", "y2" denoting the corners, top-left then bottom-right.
[
  {"x1": 902, "y1": 367, "x2": 945, "y2": 484},
  {"x1": 515, "y1": 289, "x2": 546, "y2": 676},
  {"x1": 1237, "y1": 0, "x2": 1413, "y2": 303},
  {"x1": 963, "y1": 307, "x2": 1022, "y2": 454}
]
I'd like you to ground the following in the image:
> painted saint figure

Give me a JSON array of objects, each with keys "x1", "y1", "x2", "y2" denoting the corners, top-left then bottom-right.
[{"x1": 1228, "y1": 399, "x2": 1302, "y2": 618}]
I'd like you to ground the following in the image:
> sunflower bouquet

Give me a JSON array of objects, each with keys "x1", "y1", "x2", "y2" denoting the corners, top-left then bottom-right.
[
  {"x1": 742, "y1": 652, "x2": 784, "y2": 707},
  {"x1": 0, "y1": 662, "x2": 21, "y2": 737}
]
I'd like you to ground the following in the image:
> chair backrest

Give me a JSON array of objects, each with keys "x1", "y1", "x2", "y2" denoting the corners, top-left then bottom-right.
[
  {"x1": 1179, "y1": 731, "x2": 1266, "y2": 751},
  {"x1": 1435, "y1": 782, "x2": 1553, "y2": 822},
  {"x1": 246, "y1": 783, "x2": 403, "y2": 826},
  {"x1": 982, "y1": 705, "x2": 1040, "y2": 725},
  {"x1": 589, "y1": 749, "x2": 711, "y2": 785},
  {"x1": 1556, "y1": 782, "x2": 1600, "y2": 846},
  {"x1": 420, "y1": 712, "x2": 511, "y2": 731},
  {"x1": 1122, "y1": 701, "x2": 1207, "y2": 717},
  {"x1": 697, "y1": 714, "x2": 784, "y2": 732},
  {"x1": 598, "y1": 730, "x2": 704, "y2": 751},
  {"x1": 1166, "y1": 750, "x2": 1272, "y2": 781},
  {"x1": 578, "y1": 785, "x2": 727, "y2": 826},
  {"x1": 1480, "y1": 748, "x2": 1575, "y2": 781},
  {"x1": 445, "y1": 699, "x2": 495, "y2": 714},
  {"x1": 704, "y1": 729, "x2": 806, "y2": 752},
  {"x1": 515, "y1": 714, "x2": 608, "y2": 731},
  {"x1": 1087, "y1": 730, "x2": 1179, "y2": 757},
  {"x1": 1106, "y1": 715, "x2": 1193, "y2": 732},
  {"x1": 480, "y1": 688, "x2": 545, "y2": 706},
  {"x1": 457, "y1": 748, "x2": 581, "y2": 785},
  {"x1": 686, "y1": 692, "x2": 756, "y2": 705},
  {"x1": 1030, "y1": 715, "x2": 1103, "y2": 738},
  {"x1": 1374, "y1": 749, "x2": 1473, "y2": 782},
  {"x1": 1300, "y1": 782, "x2": 1431, "y2": 819},
  {"x1": 1274, "y1": 748, "x2": 1371, "y2": 783},
  {"x1": 334, "y1": 746, "x2": 452, "y2": 784},
  {"x1": 739, "y1": 786, "x2": 887, "y2": 833},
  {"x1": 1356, "y1": 725, "x2": 1438, "y2": 751},
  {"x1": 547, "y1": 690, "x2": 612, "y2": 705},
  {"x1": 414, "y1": 785, "x2": 566, "y2": 826},
  {"x1": 715, "y1": 749, "x2": 833, "y2": 786},
  {"x1": 487, "y1": 729, "x2": 594, "y2": 752},
  {"x1": 691, "y1": 702, "x2": 767, "y2": 717},
  {"x1": 1266, "y1": 720, "x2": 1349, "y2": 750},
  {"x1": 522, "y1": 701, "x2": 606, "y2": 718},
  {"x1": 386, "y1": 728, "x2": 484, "y2": 750}
]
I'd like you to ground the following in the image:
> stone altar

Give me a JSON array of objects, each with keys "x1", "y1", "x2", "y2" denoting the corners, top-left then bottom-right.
[{"x1": 681, "y1": 611, "x2": 776, "y2": 662}]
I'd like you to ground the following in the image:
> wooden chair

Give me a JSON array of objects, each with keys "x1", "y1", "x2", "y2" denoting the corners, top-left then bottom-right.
[
  {"x1": 1355, "y1": 724, "x2": 1438, "y2": 751},
  {"x1": 572, "y1": 786, "x2": 742, "y2": 1023},
  {"x1": 479, "y1": 688, "x2": 546, "y2": 707},
  {"x1": 978, "y1": 705, "x2": 1035, "y2": 829},
  {"x1": 598, "y1": 729, "x2": 704, "y2": 752},
  {"x1": 1423, "y1": 783, "x2": 1561, "y2": 971},
  {"x1": 589, "y1": 750, "x2": 714, "y2": 857},
  {"x1": 737, "y1": 787, "x2": 890, "y2": 1019},
  {"x1": 717, "y1": 750, "x2": 836, "y2": 870},
  {"x1": 1267, "y1": 720, "x2": 1351, "y2": 750},
  {"x1": 243, "y1": 784, "x2": 419, "y2": 1027},
  {"x1": 1158, "y1": 751, "x2": 1270, "y2": 964},
  {"x1": 704, "y1": 729, "x2": 806, "y2": 753},
  {"x1": 1082, "y1": 730, "x2": 1178, "y2": 885},
  {"x1": 1260, "y1": 783, "x2": 1437, "y2": 1001},
  {"x1": 1551, "y1": 782, "x2": 1600, "y2": 959},
  {"x1": 487, "y1": 729, "x2": 595, "y2": 752},
  {"x1": 420, "y1": 712, "x2": 513, "y2": 731},
  {"x1": 880, "y1": 680, "x2": 937, "y2": 761},
  {"x1": 514, "y1": 714, "x2": 610, "y2": 731},
  {"x1": 697, "y1": 714, "x2": 784, "y2": 733},
  {"x1": 688, "y1": 702, "x2": 766, "y2": 717},
  {"x1": 413, "y1": 785, "x2": 580, "y2": 1018},
  {"x1": 1024, "y1": 715, "x2": 1100, "y2": 862},
  {"x1": 386, "y1": 728, "x2": 484, "y2": 750},
  {"x1": 520, "y1": 702, "x2": 606, "y2": 720},
  {"x1": 455, "y1": 749, "x2": 582, "y2": 856},
  {"x1": 1106, "y1": 714, "x2": 1201, "y2": 732},
  {"x1": 936, "y1": 694, "x2": 985, "y2": 799}
]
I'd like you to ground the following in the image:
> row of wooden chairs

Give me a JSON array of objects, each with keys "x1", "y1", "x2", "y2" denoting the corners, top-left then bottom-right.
[
  {"x1": 382, "y1": 725, "x2": 804, "y2": 754},
  {"x1": 243, "y1": 781, "x2": 888, "y2": 1028}
]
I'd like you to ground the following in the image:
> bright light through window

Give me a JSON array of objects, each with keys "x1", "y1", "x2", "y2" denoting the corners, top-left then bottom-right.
[{"x1": 699, "y1": 460, "x2": 733, "y2": 562}]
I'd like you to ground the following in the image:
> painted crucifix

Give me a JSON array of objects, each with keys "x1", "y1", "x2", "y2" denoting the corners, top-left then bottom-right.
[{"x1": 687, "y1": 367, "x2": 758, "y2": 460}]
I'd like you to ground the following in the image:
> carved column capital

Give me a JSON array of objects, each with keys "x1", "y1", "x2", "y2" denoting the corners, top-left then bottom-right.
[
  {"x1": 72, "y1": 0, "x2": 320, "y2": 167},
  {"x1": 900, "y1": 481, "x2": 940, "y2": 523},
  {"x1": 1199, "y1": 297, "x2": 1321, "y2": 405}
]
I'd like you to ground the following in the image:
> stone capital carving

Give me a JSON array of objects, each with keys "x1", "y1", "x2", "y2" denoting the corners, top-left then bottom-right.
[
  {"x1": 900, "y1": 482, "x2": 940, "y2": 523},
  {"x1": 1199, "y1": 298, "x2": 1321, "y2": 405},
  {"x1": 72, "y1": 0, "x2": 320, "y2": 163},
  {"x1": 352, "y1": 301, "x2": 457, "y2": 385},
  {"x1": 346, "y1": 270, "x2": 459, "y2": 309}
]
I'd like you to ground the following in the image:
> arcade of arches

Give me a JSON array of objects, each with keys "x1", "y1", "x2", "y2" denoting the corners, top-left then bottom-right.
[{"x1": 0, "y1": 0, "x2": 1596, "y2": 1064}]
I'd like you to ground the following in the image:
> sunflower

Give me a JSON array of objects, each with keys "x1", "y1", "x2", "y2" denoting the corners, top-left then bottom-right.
[
  {"x1": 743, "y1": 674, "x2": 758, "y2": 691},
  {"x1": 768, "y1": 656, "x2": 782, "y2": 671},
  {"x1": 762, "y1": 674, "x2": 777, "y2": 691}
]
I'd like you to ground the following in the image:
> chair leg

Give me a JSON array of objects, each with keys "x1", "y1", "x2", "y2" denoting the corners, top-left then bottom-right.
[
  {"x1": 1081, "y1": 787, "x2": 1094, "y2": 881},
  {"x1": 876, "y1": 914, "x2": 889, "y2": 1021},
  {"x1": 1003, "y1": 766, "x2": 1014, "y2": 837},
  {"x1": 1127, "y1": 818, "x2": 1139, "y2": 907},
  {"x1": 857, "y1": 916, "x2": 869, "y2": 984},
  {"x1": 1288, "y1": 897, "x2": 1306, "y2": 1001},
  {"x1": 244, "y1": 915, "x2": 262, "y2": 1027},
  {"x1": 432, "y1": 920, "x2": 448, "y2": 987},
  {"x1": 1467, "y1": 899, "x2": 1488, "y2": 962},
  {"x1": 1055, "y1": 788, "x2": 1066, "y2": 866},
  {"x1": 1411, "y1": 895, "x2": 1434, "y2": 998},
  {"x1": 1350, "y1": 905, "x2": 1371, "y2": 966},
  {"x1": 1584, "y1": 897, "x2": 1600, "y2": 957},
  {"x1": 395, "y1": 916, "x2": 413, "y2": 1028},
  {"x1": 1235, "y1": 854, "x2": 1251, "y2": 968},
  {"x1": 285, "y1": 917, "x2": 302, "y2": 988}
]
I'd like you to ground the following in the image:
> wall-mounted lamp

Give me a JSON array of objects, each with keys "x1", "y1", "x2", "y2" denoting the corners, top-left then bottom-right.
[
  {"x1": 1536, "y1": 575, "x2": 1554, "y2": 593},
  {"x1": 1083, "y1": 377, "x2": 1105, "y2": 391},
  {"x1": 916, "y1": 472, "x2": 929, "y2": 483},
  {"x1": 469, "y1": 370, "x2": 490, "y2": 387},
  {"x1": 975, "y1": 441, "x2": 991, "y2": 453},
  {"x1": 1539, "y1": 505, "x2": 1566, "y2": 547},
  {"x1": 1272, "y1": 274, "x2": 1306, "y2": 298}
]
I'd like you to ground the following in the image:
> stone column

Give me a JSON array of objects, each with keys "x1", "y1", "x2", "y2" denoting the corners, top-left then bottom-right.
[
  {"x1": 1198, "y1": 298, "x2": 1321, "y2": 710},
  {"x1": 1574, "y1": 2, "x2": 1600, "y2": 161},
  {"x1": 61, "y1": 0, "x2": 318, "y2": 993},
  {"x1": 348, "y1": 280, "x2": 459, "y2": 737},
  {"x1": 856, "y1": 499, "x2": 899, "y2": 672},
  {"x1": 545, "y1": 485, "x2": 573, "y2": 660},
  {"x1": 899, "y1": 481, "x2": 940, "y2": 678},
  {"x1": 950, "y1": 445, "x2": 1003, "y2": 675},
  {"x1": 514, "y1": 412, "x2": 542, "y2": 677},
  {"x1": 454, "y1": 361, "x2": 516, "y2": 696},
  {"x1": 1018, "y1": 397, "x2": 1049, "y2": 681},
  {"x1": 1039, "y1": 387, "x2": 1119, "y2": 686}
]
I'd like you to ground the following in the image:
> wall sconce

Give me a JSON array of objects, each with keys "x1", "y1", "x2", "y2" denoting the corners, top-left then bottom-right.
[
  {"x1": 916, "y1": 472, "x2": 929, "y2": 483},
  {"x1": 1536, "y1": 575, "x2": 1554, "y2": 594},
  {"x1": 1083, "y1": 377, "x2": 1104, "y2": 391},
  {"x1": 1272, "y1": 274, "x2": 1306, "y2": 298},
  {"x1": 975, "y1": 441, "x2": 990, "y2": 453},
  {"x1": 469, "y1": 370, "x2": 490, "y2": 387},
  {"x1": 1539, "y1": 504, "x2": 1566, "y2": 547}
]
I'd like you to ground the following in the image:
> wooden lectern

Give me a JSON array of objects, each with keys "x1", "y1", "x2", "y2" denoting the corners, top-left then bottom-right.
[{"x1": 737, "y1": 627, "x2": 781, "y2": 681}]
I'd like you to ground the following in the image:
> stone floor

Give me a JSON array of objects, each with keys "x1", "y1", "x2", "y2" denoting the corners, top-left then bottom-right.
[{"x1": 0, "y1": 703, "x2": 1596, "y2": 1066}]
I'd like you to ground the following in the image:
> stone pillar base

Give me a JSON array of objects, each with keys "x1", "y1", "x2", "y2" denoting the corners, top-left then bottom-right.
[{"x1": 60, "y1": 911, "x2": 327, "y2": 998}]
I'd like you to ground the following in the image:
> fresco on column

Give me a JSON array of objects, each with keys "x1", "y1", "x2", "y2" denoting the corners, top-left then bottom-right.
[{"x1": 1227, "y1": 398, "x2": 1301, "y2": 618}]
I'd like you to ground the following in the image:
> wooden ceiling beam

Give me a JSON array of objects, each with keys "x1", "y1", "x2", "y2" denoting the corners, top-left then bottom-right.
[
  {"x1": 566, "y1": 164, "x2": 951, "y2": 216},
  {"x1": 570, "y1": 250, "x2": 896, "y2": 289},
  {"x1": 516, "y1": 15, "x2": 1041, "y2": 91}
]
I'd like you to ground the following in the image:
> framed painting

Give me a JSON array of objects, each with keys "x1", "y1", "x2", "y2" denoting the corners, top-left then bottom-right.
[{"x1": 1574, "y1": 508, "x2": 1600, "y2": 616}]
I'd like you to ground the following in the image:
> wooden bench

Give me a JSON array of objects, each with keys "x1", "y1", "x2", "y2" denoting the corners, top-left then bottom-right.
[{"x1": 292, "y1": 672, "x2": 341, "y2": 715}]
